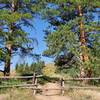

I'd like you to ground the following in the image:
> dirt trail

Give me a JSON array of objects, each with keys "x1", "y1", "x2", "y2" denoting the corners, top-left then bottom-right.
[
  {"x1": 0, "y1": 94, "x2": 9, "y2": 100},
  {"x1": 35, "y1": 95, "x2": 71, "y2": 100},
  {"x1": 35, "y1": 83, "x2": 71, "y2": 100},
  {"x1": 0, "y1": 94, "x2": 71, "y2": 100},
  {"x1": 35, "y1": 90, "x2": 100, "y2": 100}
]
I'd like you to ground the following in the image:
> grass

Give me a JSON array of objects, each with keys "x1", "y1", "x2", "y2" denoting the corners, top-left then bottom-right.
[
  {"x1": 0, "y1": 88, "x2": 37, "y2": 100},
  {"x1": 0, "y1": 88, "x2": 100, "y2": 100},
  {"x1": 66, "y1": 89, "x2": 100, "y2": 100},
  {"x1": 0, "y1": 80, "x2": 100, "y2": 100}
]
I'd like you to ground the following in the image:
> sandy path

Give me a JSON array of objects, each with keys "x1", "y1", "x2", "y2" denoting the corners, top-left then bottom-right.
[
  {"x1": 0, "y1": 94, "x2": 9, "y2": 100},
  {"x1": 35, "y1": 90, "x2": 100, "y2": 100},
  {"x1": 0, "y1": 94, "x2": 71, "y2": 100},
  {"x1": 35, "y1": 95, "x2": 71, "y2": 100}
]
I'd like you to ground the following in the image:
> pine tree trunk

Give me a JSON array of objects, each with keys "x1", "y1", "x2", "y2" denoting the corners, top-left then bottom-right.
[
  {"x1": 4, "y1": 1, "x2": 16, "y2": 76},
  {"x1": 4, "y1": 44, "x2": 12, "y2": 76},
  {"x1": 78, "y1": 5, "x2": 91, "y2": 80}
]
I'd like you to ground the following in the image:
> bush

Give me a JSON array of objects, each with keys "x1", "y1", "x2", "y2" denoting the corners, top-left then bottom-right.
[{"x1": 42, "y1": 64, "x2": 56, "y2": 76}]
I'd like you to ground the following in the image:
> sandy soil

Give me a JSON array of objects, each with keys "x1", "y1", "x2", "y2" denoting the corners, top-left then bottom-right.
[
  {"x1": 0, "y1": 94, "x2": 9, "y2": 100},
  {"x1": 35, "y1": 90, "x2": 100, "y2": 100},
  {"x1": 35, "y1": 95, "x2": 71, "y2": 100}
]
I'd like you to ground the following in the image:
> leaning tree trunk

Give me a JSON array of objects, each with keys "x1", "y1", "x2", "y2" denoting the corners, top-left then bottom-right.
[{"x1": 78, "y1": 5, "x2": 92, "y2": 79}]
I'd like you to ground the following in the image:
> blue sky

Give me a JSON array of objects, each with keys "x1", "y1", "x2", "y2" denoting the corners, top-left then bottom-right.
[
  {"x1": 11, "y1": 17, "x2": 54, "y2": 69},
  {"x1": 28, "y1": 17, "x2": 54, "y2": 63}
]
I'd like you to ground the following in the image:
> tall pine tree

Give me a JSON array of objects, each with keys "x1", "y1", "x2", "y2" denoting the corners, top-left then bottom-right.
[
  {"x1": 0, "y1": 0, "x2": 43, "y2": 76},
  {"x1": 42, "y1": 0, "x2": 100, "y2": 77}
]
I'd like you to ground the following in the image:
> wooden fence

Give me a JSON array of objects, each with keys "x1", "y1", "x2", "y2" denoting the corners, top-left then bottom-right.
[{"x1": 0, "y1": 74, "x2": 100, "y2": 95}]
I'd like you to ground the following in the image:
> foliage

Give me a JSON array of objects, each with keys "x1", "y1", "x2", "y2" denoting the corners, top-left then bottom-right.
[
  {"x1": 42, "y1": 64, "x2": 56, "y2": 76},
  {"x1": 15, "y1": 61, "x2": 45, "y2": 75},
  {"x1": 42, "y1": 0, "x2": 100, "y2": 77},
  {"x1": 0, "y1": 0, "x2": 44, "y2": 75}
]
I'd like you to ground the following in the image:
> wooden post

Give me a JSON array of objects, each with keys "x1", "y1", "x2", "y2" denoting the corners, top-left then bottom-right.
[
  {"x1": 60, "y1": 78, "x2": 64, "y2": 95},
  {"x1": 32, "y1": 73, "x2": 37, "y2": 95},
  {"x1": 32, "y1": 73, "x2": 36, "y2": 84}
]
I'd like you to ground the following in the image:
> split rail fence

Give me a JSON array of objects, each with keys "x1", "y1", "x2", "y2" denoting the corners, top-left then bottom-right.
[{"x1": 0, "y1": 74, "x2": 100, "y2": 95}]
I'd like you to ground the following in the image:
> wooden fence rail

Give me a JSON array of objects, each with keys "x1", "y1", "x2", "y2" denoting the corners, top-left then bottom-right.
[
  {"x1": 0, "y1": 75, "x2": 43, "y2": 79},
  {"x1": 0, "y1": 85, "x2": 100, "y2": 89},
  {"x1": 0, "y1": 84, "x2": 37, "y2": 88},
  {"x1": 0, "y1": 74, "x2": 100, "y2": 95},
  {"x1": 21, "y1": 86, "x2": 100, "y2": 90},
  {"x1": 0, "y1": 76, "x2": 100, "y2": 80}
]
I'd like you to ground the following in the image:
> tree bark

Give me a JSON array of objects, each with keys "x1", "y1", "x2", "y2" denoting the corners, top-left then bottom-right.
[
  {"x1": 4, "y1": 44, "x2": 12, "y2": 76},
  {"x1": 78, "y1": 5, "x2": 91, "y2": 79},
  {"x1": 4, "y1": 1, "x2": 17, "y2": 76}
]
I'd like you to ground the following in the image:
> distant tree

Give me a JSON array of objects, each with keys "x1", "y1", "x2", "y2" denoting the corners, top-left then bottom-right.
[{"x1": 15, "y1": 61, "x2": 45, "y2": 75}]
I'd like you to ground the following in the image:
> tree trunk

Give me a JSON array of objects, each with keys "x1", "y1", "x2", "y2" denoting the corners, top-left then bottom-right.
[
  {"x1": 78, "y1": 5, "x2": 91, "y2": 79},
  {"x1": 4, "y1": 1, "x2": 16, "y2": 76},
  {"x1": 4, "y1": 44, "x2": 12, "y2": 76}
]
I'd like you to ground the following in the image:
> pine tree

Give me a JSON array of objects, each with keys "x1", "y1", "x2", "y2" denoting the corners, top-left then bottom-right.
[
  {"x1": 15, "y1": 61, "x2": 45, "y2": 75},
  {"x1": 0, "y1": 0, "x2": 43, "y2": 76},
  {"x1": 42, "y1": 0, "x2": 100, "y2": 78}
]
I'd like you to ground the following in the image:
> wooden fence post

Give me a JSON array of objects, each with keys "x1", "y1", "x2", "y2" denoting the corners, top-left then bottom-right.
[
  {"x1": 32, "y1": 73, "x2": 37, "y2": 95},
  {"x1": 60, "y1": 78, "x2": 64, "y2": 95}
]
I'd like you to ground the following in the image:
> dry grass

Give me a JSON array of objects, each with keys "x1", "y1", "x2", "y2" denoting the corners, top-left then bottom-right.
[
  {"x1": 0, "y1": 88, "x2": 100, "y2": 100},
  {"x1": 0, "y1": 88, "x2": 36, "y2": 100},
  {"x1": 66, "y1": 89, "x2": 100, "y2": 100}
]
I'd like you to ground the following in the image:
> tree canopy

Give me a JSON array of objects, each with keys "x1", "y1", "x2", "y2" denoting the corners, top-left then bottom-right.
[{"x1": 42, "y1": 0, "x2": 100, "y2": 77}]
